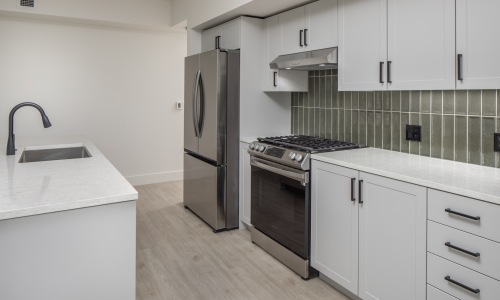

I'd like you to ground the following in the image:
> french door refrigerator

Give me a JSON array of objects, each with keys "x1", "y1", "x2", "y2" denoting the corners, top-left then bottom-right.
[{"x1": 183, "y1": 49, "x2": 240, "y2": 232}]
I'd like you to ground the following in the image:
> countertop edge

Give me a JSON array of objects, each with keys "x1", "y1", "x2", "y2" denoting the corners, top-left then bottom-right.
[
  {"x1": 311, "y1": 155, "x2": 500, "y2": 206},
  {"x1": 0, "y1": 192, "x2": 138, "y2": 221}
]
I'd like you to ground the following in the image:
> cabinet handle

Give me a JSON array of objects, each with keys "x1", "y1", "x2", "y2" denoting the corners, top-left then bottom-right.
[
  {"x1": 358, "y1": 180, "x2": 364, "y2": 204},
  {"x1": 444, "y1": 276, "x2": 480, "y2": 294},
  {"x1": 445, "y1": 242, "x2": 480, "y2": 258},
  {"x1": 387, "y1": 61, "x2": 392, "y2": 84},
  {"x1": 299, "y1": 30, "x2": 303, "y2": 47},
  {"x1": 304, "y1": 29, "x2": 308, "y2": 46},
  {"x1": 351, "y1": 178, "x2": 356, "y2": 202},
  {"x1": 457, "y1": 54, "x2": 463, "y2": 81},
  {"x1": 215, "y1": 36, "x2": 221, "y2": 49},
  {"x1": 379, "y1": 62, "x2": 384, "y2": 84},
  {"x1": 273, "y1": 72, "x2": 278, "y2": 87},
  {"x1": 445, "y1": 208, "x2": 480, "y2": 221}
]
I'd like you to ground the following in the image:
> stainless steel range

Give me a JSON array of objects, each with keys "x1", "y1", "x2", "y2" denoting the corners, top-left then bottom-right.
[{"x1": 248, "y1": 135, "x2": 360, "y2": 279}]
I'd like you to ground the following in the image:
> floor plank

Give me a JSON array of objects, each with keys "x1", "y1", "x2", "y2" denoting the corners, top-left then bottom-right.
[{"x1": 136, "y1": 181, "x2": 349, "y2": 300}]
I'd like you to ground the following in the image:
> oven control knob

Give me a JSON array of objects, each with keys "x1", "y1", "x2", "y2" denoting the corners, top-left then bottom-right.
[
  {"x1": 288, "y1": 152, "x2": 296, "y2": 160},
  {"x1": 259, "y1": 145, "x2": 266, "y2": 152},
  {"x1": 250, "y1": 143, "x2": 256, "y2": 150},
  {"x1": 295, "y1": 154, "x2": 304, "y2": 162}
]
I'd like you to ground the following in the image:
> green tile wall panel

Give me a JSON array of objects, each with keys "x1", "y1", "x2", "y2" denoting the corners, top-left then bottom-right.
[
  {"x1": 431, "y1": 91, "x2": 443, "y2": 114},
  {"x1": 468, "y1": 90, "x2": 481, "y2": 116},
  {"x1": 455, "y1": 116, "x2": 467, "y2": 163},
  {"x1": 392, "y1": 112, "x2": 401, "y2": 152},
  {"x1": 431, "y1": 114, "x2": 442, "y2": 158},
  {"x1": 291, "y1": 71, "x2": 499, "y2": 169},
  {"x1": 442, "y1": 115, "x2": 454, "y2": 161},
  {"x1": 468, "y1": 117, "x2": 481, "y2": 165},
  {"x1": 420, "y1": 114, "x2": 431, "y2": 157},
  {"x1": 421, "y1": 91, "x2": 431, "y2": 113},
  {"x1": 455, "y1": 90, "x2": 467, "y2": 115},
  {"x1": 482, "y1": 117, "x2": 495, "y2": 167},
  {"x1": 383, "y1": 112, "x2": 391, "y2": 150},
  {"x1": 391, "y1": 91, "x2": 401, "y2": 112},
  {"x1": 482, "y1": 90, "x2": 496, "y2": 116}
]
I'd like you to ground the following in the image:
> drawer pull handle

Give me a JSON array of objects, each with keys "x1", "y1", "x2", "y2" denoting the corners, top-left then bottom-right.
[
  {"x1": 445, "y1": 276, "x2": 480, "y2": 294},
  {"x1": 445, "y1": 208, "x2": 480, "y2": 221},
  {"x1": 445, "y1": 242, "x2": 480, "y2": 258},
  {"x1": 351, "y1": 178, "x2": 356, "y2": 202}
]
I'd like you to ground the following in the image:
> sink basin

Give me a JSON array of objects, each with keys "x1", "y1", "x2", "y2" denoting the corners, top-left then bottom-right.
[{"x1": 19, "y1": 146, "x2": 92, "y2": 163}]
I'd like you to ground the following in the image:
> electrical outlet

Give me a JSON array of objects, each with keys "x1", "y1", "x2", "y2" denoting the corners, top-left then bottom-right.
[
  {"x1": 494, "y1": 133, "x2": 500, "y2": 152},
  {"x1": 406, "y1": 125, "x2": 422, "y2": 142},
  {"x1": 176, "y1": 101, "x2": 184, "y2": 110}
]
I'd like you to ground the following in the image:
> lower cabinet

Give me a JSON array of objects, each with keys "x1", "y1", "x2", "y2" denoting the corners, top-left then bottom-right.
[
  {"x1": 311, "y1": 160, "x2": 427, "y2": 300},
  {"x1": 239, "y1": 142, "x2": 251, "y2": 227}
]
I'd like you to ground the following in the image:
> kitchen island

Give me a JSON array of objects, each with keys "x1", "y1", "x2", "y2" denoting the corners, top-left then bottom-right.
[{"x1": 0, "y1": 136, "x2": 137, "y2": 300}]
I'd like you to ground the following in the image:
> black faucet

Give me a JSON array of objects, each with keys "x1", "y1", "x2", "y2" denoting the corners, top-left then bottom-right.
[{"x1": 7, "y1": 102, "x2": 52, "y2": 155}]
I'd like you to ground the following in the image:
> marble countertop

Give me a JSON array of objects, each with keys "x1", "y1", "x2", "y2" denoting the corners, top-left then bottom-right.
[
  {"x1": 240, "y1": 137, "x2": 258, "y2": 144},
  {"x1": 312, "y1": 148, "x2": 500, "y2": 205},
  {"x1": 0, "y1": 136, "x2": 138, "y2": 221}
]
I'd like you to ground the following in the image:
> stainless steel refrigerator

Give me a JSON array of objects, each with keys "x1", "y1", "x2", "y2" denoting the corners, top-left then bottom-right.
[{"x1": 183, "y1": 49, "x2": 240, "y2": 232}]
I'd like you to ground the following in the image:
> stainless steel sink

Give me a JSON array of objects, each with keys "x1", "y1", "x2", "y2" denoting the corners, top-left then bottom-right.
[{"x1": 19, "y1": 146, "x2": 92, "y2": 163}]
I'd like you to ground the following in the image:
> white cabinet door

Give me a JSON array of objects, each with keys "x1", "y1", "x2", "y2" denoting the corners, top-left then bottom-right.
[
  {"x1": 201, "y1": 27, "x2": 221, "y2": 52},
  {"x1": 358, "y1": 172, "x2": 427, "y2": 300},
  {"x1": 279, "y1": 6, "x2": 306, "y2": 55},
  {"x1": 239, "y1": 142, "x2": 251, "y2": 227},
  {"x1": 262, "y1": 70, "x2": 308, "y2": 92},
  {"x1": 311, "y1": 161, "x2": 359, "y2": 295},
  {"x1": 305, "y1": 0, "x2": 338, "y2": 52},
  {"x1": 267, "y1": 15, "x2": 281, "y2": 61},
  {"x1": 219, "y1": 19, "x2": 241, "y2": 50},
  {"x1": 387, "y1": 0, "x2": 455, "y2": 90},
  {"x1": 338, "y1": 0, "x2": 387, "y2": 91},
  {"x1": 456, "y1": 0, "x2": 500, "y2": 89},
  {"x1": 263, "y1": 16, "x2": 308, "y2": 92}
]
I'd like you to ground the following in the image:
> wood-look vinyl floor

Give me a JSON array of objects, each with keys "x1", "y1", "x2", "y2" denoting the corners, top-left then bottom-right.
[{"x1": 136, "y1": 181, "x2": 349, "y2": 300}]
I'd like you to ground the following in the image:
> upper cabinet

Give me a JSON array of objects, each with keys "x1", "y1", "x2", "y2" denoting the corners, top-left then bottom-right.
[
  {"x1": 276, "y1": 0, "x2": 338, "y2": 57},
  {"x1": 263, "y1": 15, "x2": 308, "y2": 92},
  {"x1": 201, "y1": 18, "x2": 241, "y2": 52},
  {"x1": 338, "y1": 0, "x2": 387, "y2": 91},
  {"x1": 338, "y1": 0, "x2": 455, "y2": 91},
  {"x1": 456, "y1": 0, "x2": 500, "y2": 90}
]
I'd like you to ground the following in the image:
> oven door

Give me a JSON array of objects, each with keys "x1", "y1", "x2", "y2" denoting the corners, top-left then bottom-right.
[{"x1": 250, "y1": 156, "x2": 310, "y2": 259}]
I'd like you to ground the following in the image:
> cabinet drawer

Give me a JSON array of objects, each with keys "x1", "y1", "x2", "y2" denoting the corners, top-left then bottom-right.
[
  {"x1": 427, "y1": 284, "x2": 458, "y2": 300},
  {"x1": 428, "y1": 253, "x2": 500, "y2": 300},
  {"x1": 428, "y1": 221, "x2": 500, "y2": 280},
  {"x1": 428, "y1": 189, "x2": 500, "y2": 242}
]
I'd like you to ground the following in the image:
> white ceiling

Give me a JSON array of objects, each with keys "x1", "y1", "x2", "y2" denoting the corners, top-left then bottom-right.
[{"x1": 185, "y1": 0, "x2": 315, "y2": 30}]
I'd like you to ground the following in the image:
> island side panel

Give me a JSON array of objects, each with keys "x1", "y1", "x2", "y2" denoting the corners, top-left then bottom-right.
[{"x1": 0, "y1": 201, "x2": 136, "y2": 300}]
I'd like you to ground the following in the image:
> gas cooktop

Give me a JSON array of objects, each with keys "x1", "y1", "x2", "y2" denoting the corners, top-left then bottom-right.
[
  {"x1": 257, "y1": 135, "x2": 360, "y2": 153},
  {"x1": 248, "y1": 135, "x2": 361, "y2": 171}
]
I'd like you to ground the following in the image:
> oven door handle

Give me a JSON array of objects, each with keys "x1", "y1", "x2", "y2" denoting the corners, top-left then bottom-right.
[{"x1": 250, "y1": 157, "x2": 309, "y2": 184}]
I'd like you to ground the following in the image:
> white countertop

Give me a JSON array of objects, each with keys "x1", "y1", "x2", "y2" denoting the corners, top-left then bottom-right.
[
  {"x1": 312, "y1": 148, "x2": 500, "y2": 205},
  {"x1": 240, "y1": 137, "x2": 257, "y2": 144},
  {"x1": 0, "y1": 136, "x2": 138, "y2": 221}
]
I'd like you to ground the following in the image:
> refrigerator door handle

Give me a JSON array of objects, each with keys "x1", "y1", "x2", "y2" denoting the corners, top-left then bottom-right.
[
  {"x1": 198, "y1": 71, "x2": 205, "y2": 137},
  {"x1": 192, "y1": 70, "x2": 201, "y2": 137}
]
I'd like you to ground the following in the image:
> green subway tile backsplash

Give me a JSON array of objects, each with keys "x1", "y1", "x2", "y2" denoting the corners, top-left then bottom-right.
[{"x1": 291, "y1": 71, "x2": 500, "y2": 169}]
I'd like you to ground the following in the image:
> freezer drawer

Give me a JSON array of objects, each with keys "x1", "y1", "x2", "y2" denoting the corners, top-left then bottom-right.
[{"x1": 183, "y1": 153, "x2": 226, "y2": 231}]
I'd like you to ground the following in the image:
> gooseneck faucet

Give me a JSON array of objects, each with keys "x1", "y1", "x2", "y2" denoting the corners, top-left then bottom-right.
[{"x1": 7, "y1": 102, "x2": 52, "y2": 155}]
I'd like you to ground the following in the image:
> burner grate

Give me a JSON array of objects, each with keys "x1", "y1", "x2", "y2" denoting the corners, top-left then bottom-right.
[{"x1": 257, "y1": 135, "x2": 359, "y2": 153}]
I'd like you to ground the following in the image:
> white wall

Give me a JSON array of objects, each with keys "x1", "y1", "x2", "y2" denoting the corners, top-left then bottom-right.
[
  {"x1": 0, "y1": 0, "x2": 172, "y2": 30},
  {"x1": 0, "y1": 15, "x2": 187, "y2": 186}
]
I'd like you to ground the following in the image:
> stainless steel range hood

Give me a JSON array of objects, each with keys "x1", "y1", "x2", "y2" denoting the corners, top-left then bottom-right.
[{"x1": 269, "y1": 47, "x2": 338, "y2": 71}]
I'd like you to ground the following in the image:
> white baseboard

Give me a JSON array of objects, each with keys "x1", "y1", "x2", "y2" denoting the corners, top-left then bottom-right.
[{"x1": 126, "y1": 170, "x2": 183, "y2": 186}]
